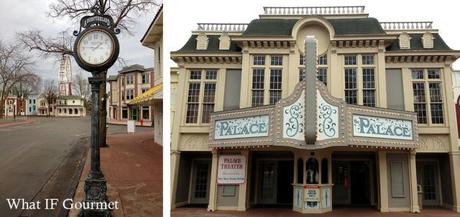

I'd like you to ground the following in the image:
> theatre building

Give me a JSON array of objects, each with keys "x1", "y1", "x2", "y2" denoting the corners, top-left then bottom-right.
[{"x1": 170, "y1": 6, "x2": 460, "y2": 213}]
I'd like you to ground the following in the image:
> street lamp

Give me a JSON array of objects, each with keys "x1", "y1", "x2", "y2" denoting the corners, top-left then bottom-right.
[{"x1": 73, "y1": 6, "x2": 120, "y2": 217}]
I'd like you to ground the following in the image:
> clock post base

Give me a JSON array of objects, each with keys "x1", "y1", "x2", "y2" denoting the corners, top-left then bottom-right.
[{"x1": 79, "y1": 177, "x2": 112, "y2": 217}]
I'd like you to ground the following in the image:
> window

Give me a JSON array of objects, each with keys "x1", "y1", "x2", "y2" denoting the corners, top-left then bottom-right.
[
  {"x1": 345, "y1": 68, "x2": 357, "y2": 104},
  {"x1": 202, "y1": 83, "x2": 216, "y2": 123},
  {"x1": 299, "y1": 68, "x2": 306, "y2": 81},
  {"x1": 319, "y1": 54, "x2": 328, "y2": 65},
  {"x1": 142, "y1": 106, "x2": 150, "y2": 120},
  {"x1": 185, "y1": 69, "x2": 217, "y2": 124},
  {"x1": 122, "y1": 107, "x2": 128, "y2": 119},
  {"x1": 142, "y1": 88, "x2": 148, "y2": 93},
  {"x1": 343, "y1": 54, "x2": 376, "y2": 106},
  {"x1": 344, "y1": 55, "x2": 357, "y2": 65},
  {"x1": 186, "y1": 83, "x2": 200, "y2": 123},
  {"x1": 251, "y1": 55, "x2": 284, "y2": 106},
  {"x1": 362, "y1": 55, "x2": 374, "y2": 65},
  {"x1": 126, "y1": 75, "x2": 134, "y2": 84},
  {"x1": 362, "y1": 68, "x2": 375, "y2": 107},
  {"x1": 318, "y1": 54, "x2": 328, "y2": 85},
  {"x1": 253, "y1": 55, "x2": 265, "y2": 65},
  {"x1": 142, "y1": 73, "x2": 149, "y2": 84},
  {"x1": 299, "y1": 55, "x2": 305, "y2": 65},
  {"x1": 299, "y1": 54, "x2": 328, "y2": 85},
  {"x1": 411, "y1": 68, "x2": 443, "y2": 124},
  {"x1": 252, "y1": 69, "x2": 264, "y2": 106},
  {"x1": 318, "y1": 68, "x2": 327, "y2": 85},
  {"x1": 126, "y1": 89, "x2": 134, "y2": 100},
  {"x1": 269, "y1": 69, "x2": 282, "y2": 105},
  {"x1": 271, "y1": 56, "x2": 283, "y2": 65},
  {"x1": 429, "y1": 83, "x2": 443, "y2": 124}
]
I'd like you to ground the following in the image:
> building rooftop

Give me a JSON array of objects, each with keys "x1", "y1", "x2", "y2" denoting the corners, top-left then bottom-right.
[{"x1": 119, "y1": 64, "x2": 147, "y2": 74}]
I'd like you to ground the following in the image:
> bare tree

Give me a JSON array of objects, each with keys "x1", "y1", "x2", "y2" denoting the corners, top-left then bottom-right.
[
  {"x1": 0, "y1": 41, "x2": 36, "y2": 118},
  {"x1": 18, "y1": 0, "x2": 159, "y2": 55},
  {"x1": 72, "y1": 71, "x2": 90, "y2": 100},
  {"x1": 11, "y1": 74, "x2": 41, "y2": 99},
  {"x1": 49, "y1": 0, "x2": 159, "y2": 34},
  {"x1": 42, "y1": 79, "x2": 58, "y2": 117}
]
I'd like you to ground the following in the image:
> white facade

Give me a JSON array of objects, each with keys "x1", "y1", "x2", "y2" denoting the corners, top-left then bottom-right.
[{"x1": 55, "y1": 96, "x2": 86, "y2": 117}]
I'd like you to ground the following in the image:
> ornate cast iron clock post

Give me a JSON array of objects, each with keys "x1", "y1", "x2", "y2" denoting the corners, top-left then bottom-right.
[{"x1": 73, "y1": 7, "x2": 120, "y2": 217}]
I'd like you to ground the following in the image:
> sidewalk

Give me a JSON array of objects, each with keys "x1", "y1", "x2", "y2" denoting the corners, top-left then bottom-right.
[
  {"x1": 108, "y1": 119, "x2": 153, "y2": 127},
  {"x1": 69, "y1": 131, "x2": 162, "y2": 217},
  {"x1": 0, "y1": 117, "x2": 34, "y2": 128},
  {"x1": 172, "y1": 207, "x2": 460, "y2": 217}
]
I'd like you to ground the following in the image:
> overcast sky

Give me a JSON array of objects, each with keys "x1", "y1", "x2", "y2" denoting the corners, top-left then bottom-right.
[
  {"x1": 0, "y1": 0, "x2": 157, "y2": 80},
  {"x1": 164, "y1": 0, "x2": 460, "y2": 70}
]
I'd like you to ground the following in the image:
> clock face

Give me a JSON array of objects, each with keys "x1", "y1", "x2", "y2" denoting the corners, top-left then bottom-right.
[{"x1": 78, "y1": 30, "x2": 114, "y2": 65}]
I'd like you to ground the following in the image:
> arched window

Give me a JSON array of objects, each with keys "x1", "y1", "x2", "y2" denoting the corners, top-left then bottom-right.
[
  {"x1": 321, "y1": 158, "x2": 329, "y2": 184},
  {"x1": 306, "y1": 157, "x2": 319, "y2": 184},
  {"x1": 297, "y1": 158, "x2": 304, "y2": 184},
  {"x1": 75, "y1": 108, "x2": 78, "y2": 114}
]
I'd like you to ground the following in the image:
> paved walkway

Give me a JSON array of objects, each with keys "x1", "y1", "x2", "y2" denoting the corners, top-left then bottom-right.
[
  {"x1": 69, "y1": 131, "x2": 162, "y2": 217},
  {"x1": 172, "y1": 207, "x2": 460, "y2": 217}
]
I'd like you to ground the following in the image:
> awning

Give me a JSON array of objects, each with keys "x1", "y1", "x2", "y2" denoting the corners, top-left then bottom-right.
[{"x1": 128, "y1": 83, "x2": 162, "y2": 106}]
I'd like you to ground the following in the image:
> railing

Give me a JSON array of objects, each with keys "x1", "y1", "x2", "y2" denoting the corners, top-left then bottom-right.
[
  {"x1": 380, "y1": 21, "x2": 433, "y2": 31},
  {"x1": 196, "y1": 23, "x2": 248, "y2": 32},
  {"x1": 262, "y1": 6, "x2": 366, "y2": 15}
]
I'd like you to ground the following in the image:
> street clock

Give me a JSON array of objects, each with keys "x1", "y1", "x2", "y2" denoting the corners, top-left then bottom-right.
[{"x1": 73, "y1": 14, "x2": 120, "y2": 73}]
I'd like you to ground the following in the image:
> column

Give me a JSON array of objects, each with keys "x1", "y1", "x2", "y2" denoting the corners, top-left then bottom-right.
[
  {"x1": 170, "y1": 151, "x2": 181, "y2": 208},
  {"x1": 378, "y1": 151, "x2": 389, "y2": 212},
  {"x1": 237, "y1": 150, "x2": 250, "y2": 211},
  {"x1": 409, "y1": 151, "x2": 420, "y2": 213},
  {"x1": 207, "y1": 149, "x2": 218, "y2": 211},
  {"x1": 450, "y1": 152, "x2": 460, "y2": 212}
]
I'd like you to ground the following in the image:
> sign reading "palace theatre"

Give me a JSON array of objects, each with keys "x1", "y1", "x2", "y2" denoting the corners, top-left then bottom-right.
[
  {"x1": 352, "y1": 115, "x2": 413, "y2": 140},
  {"x1": 217, "y1": 155, "x2": 246, "y2": 184}
]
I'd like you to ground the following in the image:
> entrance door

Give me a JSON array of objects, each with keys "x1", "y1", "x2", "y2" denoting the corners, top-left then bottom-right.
[
  {"x1": 417, "y1": 161, "x2": 441, "y2": 206},
  {"x1": 350, "y1": 161, "x2": 370, "y2": 205},
  {"x1": 332, "y1": 161, "x2": 371, "y2": 205},
  {"x1": 257, "y1": 161, "x2": 277, "y2": 204},
  {"x1": 332, "y1": 161, "x2": 350, "y2": 205},
  {"x1": 190, "y1": 160, "x2": 211, "y2": 204},
  {"x1": 277, "y1": 161, "x2": 293, "y2": 205}
]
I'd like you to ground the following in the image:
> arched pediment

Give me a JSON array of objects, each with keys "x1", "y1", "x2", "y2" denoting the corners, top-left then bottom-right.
[{"x1": 291, "y1": 17, "x2": 335, "y2": 54}]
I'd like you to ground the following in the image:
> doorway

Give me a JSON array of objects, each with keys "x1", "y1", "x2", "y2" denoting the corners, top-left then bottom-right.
[
  {"x1": 255, "y1": 160, "x2": 293, "y2": 206},
  {"x1": 332, "y1": 160, "x2": 373, "y2": 206},
  {"x1": 417, "y1": 161, "x2": 441, "y2": 206},
  {"x1": 190, "y1": 159, "x2": 211, "y2": 204}
]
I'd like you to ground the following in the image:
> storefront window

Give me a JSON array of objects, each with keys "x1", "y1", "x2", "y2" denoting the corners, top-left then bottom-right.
[{"x1": 142, "y1": 106, "x2": 149, "y2": 120}]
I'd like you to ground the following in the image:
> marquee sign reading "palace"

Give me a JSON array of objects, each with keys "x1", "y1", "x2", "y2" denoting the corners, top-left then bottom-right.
[
  {"x1": 352, "y1": 115, "x2": 413, "y2": 140},
  {"x1": 214, "y1": 115, "x2": 269, "y2": 140}
]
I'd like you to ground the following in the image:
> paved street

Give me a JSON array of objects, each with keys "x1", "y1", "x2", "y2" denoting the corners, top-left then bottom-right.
[
  {"x1": 0, "y1": 117, "x2": 90, "y2": 217},
  {"x1": 0, "y1": 117, "x2": 152, "y2": 217},
  {"x1": 172, "y1": 207, "x2": 460, "y2": 217}
]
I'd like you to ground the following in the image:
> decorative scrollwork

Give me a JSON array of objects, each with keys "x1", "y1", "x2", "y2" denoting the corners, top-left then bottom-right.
[
  {"x1": 285, "y1": 103, "x2": 304, "y2": 137},
  {"x1": 318, "y1": 103, "x2": 337, "y2": 137}
]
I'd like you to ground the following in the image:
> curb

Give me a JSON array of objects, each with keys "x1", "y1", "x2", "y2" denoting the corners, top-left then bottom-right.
[{"x1": 0, "y1": 119, "x2": 34, "y2": 128}]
